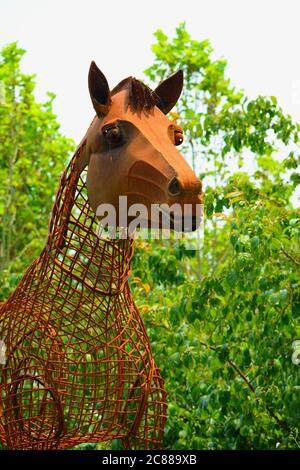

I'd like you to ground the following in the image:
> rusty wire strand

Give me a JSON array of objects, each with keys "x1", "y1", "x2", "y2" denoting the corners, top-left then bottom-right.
[{"x1": 0, "y1": 142, "x2": 167, "y2": 450}]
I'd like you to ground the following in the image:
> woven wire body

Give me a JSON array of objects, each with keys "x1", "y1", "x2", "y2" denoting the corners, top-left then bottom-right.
[{"x1": 0, "y1": 144, "x2": 167, "y2": 449}]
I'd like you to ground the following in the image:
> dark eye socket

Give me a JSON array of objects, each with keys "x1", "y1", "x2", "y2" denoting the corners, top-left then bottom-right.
[
  {"x1": 102, "y1": 123, "x2": 125, "y2": 148},
  {"x1": 174, "y1": 130, "x2": 184, "y2": 146}
]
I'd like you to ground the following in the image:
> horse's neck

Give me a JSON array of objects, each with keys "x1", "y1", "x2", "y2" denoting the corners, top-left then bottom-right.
[{"x1": 40, "y1": 143, "x2": 134, "y2": 296}]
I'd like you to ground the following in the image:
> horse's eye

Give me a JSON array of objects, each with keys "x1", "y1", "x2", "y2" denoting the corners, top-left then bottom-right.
[
  {"x1": 102, "y1": 124, "x2": 125, "y2": 148},
  {"x1": 174, "y1": 130, "x2": 184, "y2": 146}
]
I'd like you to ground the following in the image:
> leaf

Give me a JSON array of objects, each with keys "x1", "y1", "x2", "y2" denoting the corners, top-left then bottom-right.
[
  {"x1": 212, "y1": 212, "x2": 228, "y2": 219},
  {"x1": 169, "y1": 111, "x2": 181, "y2": 122},
  {"x1": 229, "y1": 196, "x2": 244, "y2": 206},
  {"x1": 143, "y1": 283, "x2": 151, "y2": 294},
  {"x1": 225, "y1": 191, "x2": 244, "y2": 199}
]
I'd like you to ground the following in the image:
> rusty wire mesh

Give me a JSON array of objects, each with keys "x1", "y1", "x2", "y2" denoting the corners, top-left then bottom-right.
[{"x1": 0, "y1": 142, "x2": 167, "y2": 449}]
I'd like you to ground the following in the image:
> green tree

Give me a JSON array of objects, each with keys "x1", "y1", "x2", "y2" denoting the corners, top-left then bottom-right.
[
  {"x1": 0, "y1": 42, "x2": 74, "y2": 300},
  {"x1": 131, "y1": 23, "x2": 300, "y2": 449}
]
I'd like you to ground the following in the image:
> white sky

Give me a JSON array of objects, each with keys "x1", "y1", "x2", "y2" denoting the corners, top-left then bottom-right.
[{"x1": 1, "y1": 0, "x2": 300, "y2": 144}]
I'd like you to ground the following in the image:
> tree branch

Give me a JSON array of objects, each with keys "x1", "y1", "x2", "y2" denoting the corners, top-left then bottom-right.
[
  {"x1": 281, "y1": 247, "x2": 300, "y2": 266},
  {"x1": 199, "y1": 340, "x2": 293, "y2": 436}
]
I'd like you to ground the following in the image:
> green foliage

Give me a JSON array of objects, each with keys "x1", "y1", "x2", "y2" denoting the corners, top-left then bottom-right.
[
  {"x1": 0, "y1": 42, "x2": 74, "y2": 300},
  {"x1": 144, "y1": 23, "x2": 300, "y2": 184},
  {"x1": 131, "y1": 191, "x2": 299, "y2": 449},
  {"x1": 136, "y1": 23, "x2": 300, "y2": 449}
]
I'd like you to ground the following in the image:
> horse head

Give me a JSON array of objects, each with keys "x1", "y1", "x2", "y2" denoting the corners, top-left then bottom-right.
[{"x1": 83, "y1": 61, "x2": 203, "y2": 233}]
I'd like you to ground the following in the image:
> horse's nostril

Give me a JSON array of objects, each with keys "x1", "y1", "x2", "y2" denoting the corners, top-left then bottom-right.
[{"x1": 168, "y1": 177, "x2": 181, "y2": 196}]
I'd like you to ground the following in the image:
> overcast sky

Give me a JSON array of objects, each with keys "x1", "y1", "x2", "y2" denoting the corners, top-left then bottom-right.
[{"x1": 1, "y1": 0, "x2": 300, "y2": 144}]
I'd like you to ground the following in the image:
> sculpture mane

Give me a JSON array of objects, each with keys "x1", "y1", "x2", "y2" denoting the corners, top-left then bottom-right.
[{"x1": 111, "y1": 77, "x2": 160, "y2": 113}]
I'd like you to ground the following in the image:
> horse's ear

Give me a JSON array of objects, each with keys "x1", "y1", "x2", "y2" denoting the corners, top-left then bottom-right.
[
  {"x1": 155, "y1": 70, "x2": 183, "y2": 114},
  {"x1": 88, "y1": 61, "x2": 111, "y2": 117}
]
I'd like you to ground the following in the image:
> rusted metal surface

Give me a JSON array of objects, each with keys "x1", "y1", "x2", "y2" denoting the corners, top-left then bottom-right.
[{"x1": 0, "y1": 63, "x2": 202, "y2": 449}]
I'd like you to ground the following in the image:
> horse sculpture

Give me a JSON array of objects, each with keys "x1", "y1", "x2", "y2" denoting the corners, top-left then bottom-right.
[{"x1": 0, "y1": 62, "x2": 203, "y2": 449}]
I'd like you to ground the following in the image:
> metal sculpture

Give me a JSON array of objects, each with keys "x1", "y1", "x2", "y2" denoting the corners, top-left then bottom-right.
[{"x1": 0, "y1": 62, "x2": 203, "y2": 449}]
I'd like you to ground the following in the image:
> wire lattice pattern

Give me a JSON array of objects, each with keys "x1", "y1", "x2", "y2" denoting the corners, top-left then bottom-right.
[{"x1": 0, "y1": 143, "x2": 167, "y2": 449}]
